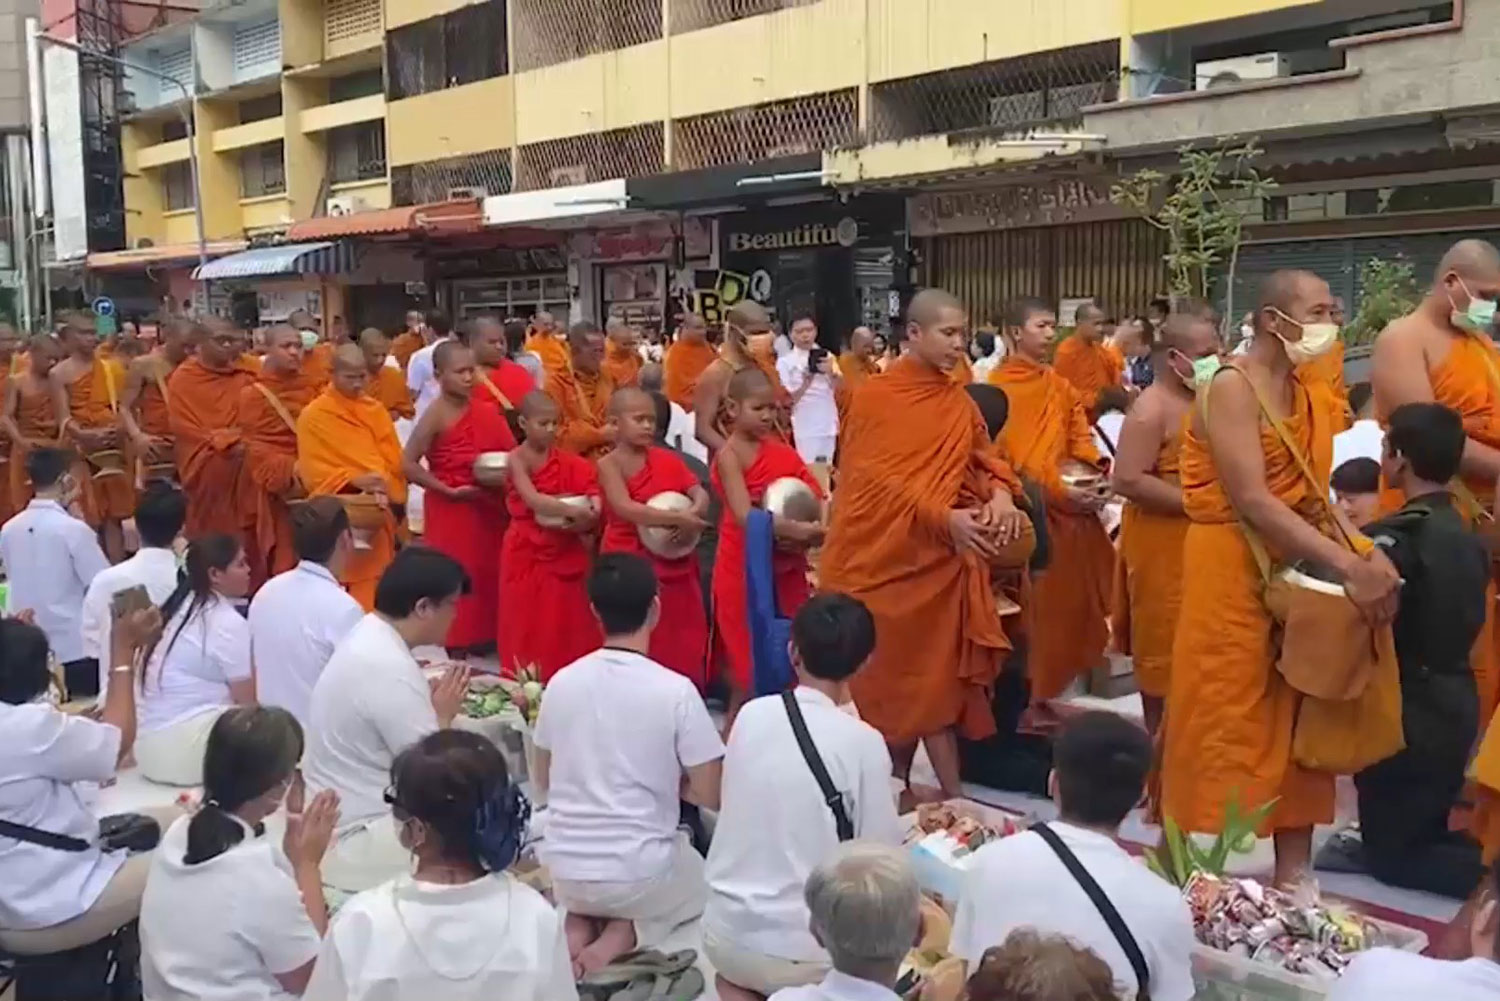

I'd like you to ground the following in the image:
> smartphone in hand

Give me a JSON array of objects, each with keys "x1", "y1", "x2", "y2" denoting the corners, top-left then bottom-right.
[{"x1": 110, "y1": 584, "x2": 152, "y2": 619}]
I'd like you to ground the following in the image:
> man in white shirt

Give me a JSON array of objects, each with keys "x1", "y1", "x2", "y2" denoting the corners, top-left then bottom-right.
[
  {"x1": 641, "y1": 364, "x2": 707, "y2": 463},
  {"x1": 535, "y1": 553, "x2": 724, "y2": 974},
  {"x1": 0, "y1": 448, "x2": 110, "y2": 696},
  {"x1": 951, "y1": 711, "x2": 1196, "y2": 1001},
  {"x1": 768, "y1": 843, "x2": 922, "y2": 1001},
  {"x1": 1332, "y1": 382, "x2": 1382, "y2": 490},
  {"x1": 776, "y1": 316, "x2": 842, "y2": 466},
  {"x1": 304, "y1": 546, "x2": 471, "y2": 891},
  {"x1": 1330, "y1": 866, "x2": 1500, "y2": 1001},
  {"x1": 249, "y1": 496, "x2": 364, "y2": 727},
  {"x1": 404, "y1": 309, "x2": 454, "y2": 421},
  {"x1": 706, "y1": 594, "x2": 903, "y2": 1000},
  {"x1": 80, "y1": 481, "x2": 185, "y2": 697}
]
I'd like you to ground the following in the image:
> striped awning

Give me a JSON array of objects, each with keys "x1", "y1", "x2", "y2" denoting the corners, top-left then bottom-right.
[{"x1": 191, "y1": 240, "x2": 357, "y2": 280}]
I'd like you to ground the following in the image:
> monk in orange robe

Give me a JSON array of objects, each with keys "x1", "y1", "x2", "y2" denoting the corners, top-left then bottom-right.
[
  {"x1": 823, "y1": 289, "x2": 1029, "y2": 800},
  {"x1": 53, "y1": 314, "x2": 132, "y2": 560},
  {"x1": 359, "y1": 328, "x2": 415, "y2": 422},
  {"x1": 390, "y1": 309, "x2": 427, "y2": 372},
  {"x1": 663, "y1": 314, "x2": 716, "y2": 412},
  {"x1": 602, "y1": 318, "x2": 643, "y2": 388},
  {"x1": 1371, "y1": 239, "x2": 1500, "y2": 865},
  {"x1": 547, "y1": 321, "x2": 613, "y2": 459},
  {"x1": 990, "y1": 298, "x2": 1114, "y2": 702},
  {"x1": 523, "y1": 310, "x2": 571, "y2": 388},
  {"x1": 1165, "y1": 269, "x2": 1400, "y2": 886},
  {"x1": 693, "y1": 301, "x2": 792, "y2": 455},
  {"x1": 598, "y1": 387, "x2": 712, "y2": 687},
  {"x1": 168, "y1": 319, "x2": 258, "y2": 538},
  {"x1": 499, "y1": 391, "x2": 602, "y2": 680},
  {"x1": 0, "y1": 324, "x2": 24, "y2": 523},
  {"x1": 1052, "y1": 303, "x2": 1123, "y2": 415},
  {"x1": 1109, "y1": 310, "x2": 1222, "y2": 736},
  {"x1": 836, "y1": 325, "x2": 881, "y2": 428},
  {"x1": 296, "y1": 345, "x2": 405, "y2": 611},
  {"x1": 121, "y1": 318, "x2": 191, "y2": 487},
  {"x1": 238, "y1": 326, "x2": 321, "y2": 588},
  {"x1": 403, "y1": 340, "x2": 515, "y2": 651},
  {"x1": 1, "y1": 334, "x2": 61, "y2": 514}
]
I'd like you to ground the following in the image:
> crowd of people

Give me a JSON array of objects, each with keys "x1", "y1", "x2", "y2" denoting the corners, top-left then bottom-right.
[{"x1": 0, "y1": 242, "x2": 1499, "y2": 1000}]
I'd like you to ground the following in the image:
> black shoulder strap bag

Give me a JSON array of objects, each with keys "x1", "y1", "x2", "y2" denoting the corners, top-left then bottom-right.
[
  {"x1": 1032, "y1": 822, "x2": 1151, "y2": 1001},
  {"x1": 781, "y1": 690, "x2": 854, "y2": 842}
]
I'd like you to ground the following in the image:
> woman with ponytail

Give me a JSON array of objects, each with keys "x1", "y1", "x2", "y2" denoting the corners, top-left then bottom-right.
[
  {"x1": 304, "y1": 730, "x2": 575, "y2": 1001},
  {"x1": 134, "y1": 533, "x2": 255, "y2": 785},
  {"x1": 141, "y1": 706, "x2": 339, "y2": 1000}
]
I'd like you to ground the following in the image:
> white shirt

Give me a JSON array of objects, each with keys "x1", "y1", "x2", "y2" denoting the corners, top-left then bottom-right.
[
  {"x1": 305, "y1": 614, "x2": 438, "y2": 830},
  {"x1": 249, "y1": 562, "x2": 364, "y2": 728},
  {"x1": 951, "y1": 821, "x2": 1196, "y2": 1001},
  {"x1": 80, "y1": 547, "x2": 181, "y2": 694},
  {"x1": 1329, "y1": 950, "x2": 1500, "y2": 1001},
  {"x1": 705, "y1": 688, "x2": 902, "y2": 961},
  {"x1": 1092, "y1": 410, "x2": 1125, "y2": 459},
  {"x1": 1331, "y1": 418, "x2": 1384, "y2": 498},
  {"x1": 141, "y1": 816, "x2": 320, "y2": 1001},
  {"x1": 0, "y1": 701, "x2": 124, "y2": 929},
  {"x1": 304, "y1": 873, "x2": 576, "y2": 1001},
  {"x1": 972, "y1": 347, "x2": 1004, "y2": 384},
  {"x1": 138, "y1": 595, "x2": 253, "y2": 734},
  {"x1": 406, "y1": 336, "x2": 452, "y2": 421},
  {"x1": 770, "y1": 971, "x2": 901, "y2": 1001},
  {"x1": 0, "y1": 499, "x2": 110, "y2": 664},
  {"x1": 534, "y1": 647, "x2": 724, "y2": 883},
  {"x1": 777, "y1": 348, "x2": 839, "y2": 449},
  {"x1": 663, "y1": 399, "x2": 707, "y2": 463}
]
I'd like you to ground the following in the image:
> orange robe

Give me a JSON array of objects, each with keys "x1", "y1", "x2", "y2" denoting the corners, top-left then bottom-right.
[
  {"x1": 822, "y1": 357, "x2": 1020, "y2": 742},
  {"x1": 949, "y1": 353, "x2": 973, "y2": 385},
  {"x1": 1161, "y1": 369, "x2": 1341, "y2": 835},
  {"x1": 498, "y1": 447, "x2": 602, "y2": 680},
  {"x1": 548, "y1": 366, "x2": 613, "y2": 459},
  {"x1": 1298, "y1": 339, "x2": 1349, "y2": 423},
  {"x1": 391, "y1": 332, "x2": 424, "y2": 372},
  {"x1": 990, "y1": 357, "x2": 1114, "y2": 700},
  {"x1": 0, "y1": 362, "x2": 14, "y2": 524},
  {"x1": 663, "y1": 339, "x2": 716, "y2": 411},
  {"x1": 368, "y1": 366, "x2": 415, "y2": 421},
  {"x1": 303, "y1": 344, "x2": 333, "y2": 389},
  {"x1": 1052, "y1": 335, "x2": 1124, "y2": 413},
  {"x1": 524, "y1": 333, "x2": 571, "y2": 388},
  {"x1": 1109, "y1": 415, "x2": 1188, "y2": 698},
  {"x1": 65, "y1": 356, "x2": 135, "y2": 526},
  {"x1": 599, "y1": 447, "x2": 708, "y2": 688},
  {"x1": 167, "y1": 358, "x2": 257, "y2": 538},
  {"x1": 238, "y1": 370, "x2": 320, "y2": 588},
  {"x1": 835, "y1": 351, "x2": 881, "y2": 427},
  {"x1": 296, "y1": 388, "x2": 406, "y2": 611},
  {"x1": 7, "y1": 375, "x2": 58, "y2": 514},
  {"x1": 129, "y1": 354, "x2": 178, "y2": 485},
  {"x1": 602, "y1": 341, "x2": 642, "y2": 389}
]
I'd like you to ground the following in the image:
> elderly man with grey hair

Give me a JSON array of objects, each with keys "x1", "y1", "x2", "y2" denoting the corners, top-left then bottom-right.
[{"x1": 769, "y1": 842, "x2": 921, "y2": 1001}]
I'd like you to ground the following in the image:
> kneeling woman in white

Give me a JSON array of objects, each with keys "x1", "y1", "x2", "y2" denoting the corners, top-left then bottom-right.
[
  {"x1": 141, "y1": 706, "x2": 340, "y2": 1000},
  {"x1": 304, "y1": 730, "x2": 577, "y2": 1001},
  {"x1": 134, "y1": 535, "x2": 254, "y2": 786}
]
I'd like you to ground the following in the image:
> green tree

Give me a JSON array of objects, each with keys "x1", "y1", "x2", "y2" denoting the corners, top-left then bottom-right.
[{"x1": 1347, "y1": 258, "x2": 1420, "y2": 347}]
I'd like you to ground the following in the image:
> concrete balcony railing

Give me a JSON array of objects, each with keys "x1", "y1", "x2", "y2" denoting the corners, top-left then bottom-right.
[{"x1": 299, "y1": 94, "x2": 386, "y2": 134}]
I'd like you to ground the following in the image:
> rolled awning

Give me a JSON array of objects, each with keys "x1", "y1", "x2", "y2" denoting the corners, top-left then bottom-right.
[
  {"x1": 286, "y1": 198, "x2": 483, "y2": 241},
  {"x1": 191, "y1": 240, "x2": 357, "y2": 280}
]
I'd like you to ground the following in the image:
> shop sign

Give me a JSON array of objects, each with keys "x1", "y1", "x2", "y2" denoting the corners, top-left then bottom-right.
[
  {"x1": 675, "y1": 268, "x2": 762, "y2": 325},
  {"x1": 580, "y1": 218, "x2": 713, "y2": 263},
  {"x1": 910, "y1": 179, "x2": 1126, "y2": 237},
  {"x1": 725, "y1": 217, "x2": 861, "y2": 254}
]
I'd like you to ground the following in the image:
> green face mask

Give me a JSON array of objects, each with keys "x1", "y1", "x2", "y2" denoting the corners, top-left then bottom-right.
[{"x1": 1191, "y1": 353, "x2": 1223, "y2": 388}]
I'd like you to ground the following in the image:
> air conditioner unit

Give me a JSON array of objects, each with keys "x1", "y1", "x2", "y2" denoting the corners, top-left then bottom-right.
[
  {"x1": 547, "y1": 165, "x2": 589, "y2": 188},
  {"x1": 1196, "y1": 53, "x2": 1289, "y2": 91},
  {"x1": 446, "y1": 185, "x2": 485, "y2": 201},
  {"x1": 326, "y1": 194, "x2": 366, "y2": 216}
]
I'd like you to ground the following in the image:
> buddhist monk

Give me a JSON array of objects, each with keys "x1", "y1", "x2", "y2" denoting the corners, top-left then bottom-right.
[
  {"x1": 389, "y1": 309, "x2": 427, "y2": 372},
  {"x1": 1300, "y1": 295, "x2": 1351, "y2": 420},
  {"x1": 360, "y1": 328, "x2": 415, "y2": 422},
  {"x1": 402, "y1": 340, "x2": 515, "y2": 653},
  {"x1": 712, "y1": 367, "x2": 824, "y2": 726},
  {"x1": 121, "y1": 317, "x2": 191, "y2": 487},
  {"x1": 663, "y1": 314, "x2": 716, "y2": 413},
  {"x1": 0, "y1": 323, "x2": 21, "y2": 523},
  {"x1": 1053, "y1": 303, "x2": 1124, "y2": 416},
  {"x1": 822, "y1": 288, "x2": 1029, "y2": 801},
  {"x1": 167, "y1": 318, "x2": 257, "y2": 538},
  {"x1": 693, "y1": 300, "x2": 790, "y2": 454},
  {"x1": 523, "y1": 310, "x2": 570, "y2": 388},
  {"x1": 238, "y1": 326, "x2": 320, "y2": 588},
  {"x1": 53, "y1": 313, "x2": 132, "y2": 560},
  {"x1": 296, "y1": 344, "x2": 406, "y2": 611},
  {"x1": 1165, "y1": 269, "x2": 1400, "y2": 886},
  {"x1": 597, "y1": 386, "x2": 712, "y2": 687},
  {"x1": 602, "y1": 317, "x2": 643, "y2": 388},
  {"x1": 548, "y1": 320, "x2": 613, "y2": 459},
  {"x1": 498, "y1": 391, "x2": 602, "y2": 680},
  {"x1": 990, "y1": 297, "x2": 1114, "y2": 702},
  {"x1": 835, "y1": 324, "x2": 880, "y2": 428},
  {"x1": 2, "y1": 334, "x2": 62, "y2": 513},
  {"x1": 1371, "y1": 238, "x2": 1500, "y2": 866},
  {"x1": 1109, "y1": 309, "x2": 1222, "y2": 736}
]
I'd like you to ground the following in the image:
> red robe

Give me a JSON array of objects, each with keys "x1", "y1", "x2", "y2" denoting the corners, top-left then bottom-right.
[
  {"x1": 491, "y1": 358, "x2": 536, "y2": 407},
  {"x1": 498, "y1": 448, "x2": 603, "y2": 680},
  {"x1": 600, "y1": 447, "x2": 709, "y2": 688},
  {"x1": 710, "y1": 438, "x2": 822, "y2": 691},
  {"x1": 424, "y1": 397, "x2": 515, "y2": 649}
]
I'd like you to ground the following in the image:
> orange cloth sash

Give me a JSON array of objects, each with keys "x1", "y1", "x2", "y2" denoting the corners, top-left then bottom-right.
[
  {"x1": 1052, "y1": 335, "x2": 1123, "y2": 413},
  {"x1": 239, "y1": 369, "x2": 320, "y2": 586},
  {"x1": 524, "y1": 333, "x2": 571, "y2": 388},
  {"x1": 66, "y1": 357, "x2": 134, "y2": 524},
  {"x1": 8, "y1": 374, "x2": 59, "y2": 514},
  {"x1": 548, "y1": 365, "x2": 613, "y2": 459},
  {"x1": 663, "y1": 339, "x2": 716, "y2": 412},
  {"x1": 391, "y1": 331, "x2": 424, "y2": 372},
  {"x1": 166, "y1": 357, "x2": 257, "y2": 537},
  {"x1": 602, "y1": 341, "x2": 643, "y2": 389},
  {"x1": 368, "y1": 365, "x2": 415, "y2": 420}
]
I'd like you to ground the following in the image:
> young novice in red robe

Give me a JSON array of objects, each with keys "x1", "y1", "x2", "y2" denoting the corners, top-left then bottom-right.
[
  {"x1": 712, "y1": 368, "x2": 825, "y2": 726},
  {"x1": 499, "y1": 391, "x2": 603, "y2": 680},
  {"x1": 402, "y1": 341, "x2": 515, "y2": 654},
  {"x1": 597, "y1": 386, "x2": 712, "y2": 688}
]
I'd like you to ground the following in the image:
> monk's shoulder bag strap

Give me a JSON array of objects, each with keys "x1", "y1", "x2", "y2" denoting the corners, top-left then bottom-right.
[
  {"x1": 781, "y1": 690, "x2": 854, "y2": 842},
  {"x1": 1032, "y1": 822, "x2": 1151, "y2": 1001}
]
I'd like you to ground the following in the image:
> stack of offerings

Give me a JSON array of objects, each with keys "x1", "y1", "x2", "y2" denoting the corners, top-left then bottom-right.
[{"x1": 904, "y1": 801, "x2": 1027, "y2": 905}]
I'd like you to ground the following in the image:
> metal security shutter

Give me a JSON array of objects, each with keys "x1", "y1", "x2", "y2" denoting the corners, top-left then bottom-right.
[
  {"x1": 1225, "y1": 241, "x2": 1353, "y2": 321},
  {"x1": 232, "y1": 18, "x2": 281, "y2": 84}
]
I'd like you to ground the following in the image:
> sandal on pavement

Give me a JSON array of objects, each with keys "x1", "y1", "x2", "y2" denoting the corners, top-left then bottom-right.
[
  {"x1": 648, "y1": 967, "x2": 706, "y2": 1001},
  {"x1": 579, "y1": 950, "x2": 697, "y2": 991}
]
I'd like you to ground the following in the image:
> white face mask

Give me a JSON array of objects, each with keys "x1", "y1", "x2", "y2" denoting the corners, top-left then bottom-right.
[{"x1": 1271, "y1": 310, "x2": 1339, "y2": 365}]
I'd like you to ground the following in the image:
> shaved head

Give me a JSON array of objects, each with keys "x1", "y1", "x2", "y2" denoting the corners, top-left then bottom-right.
[
  {"x1": 907, "y1": 288, "x2": 965, "y2": 329},
  {"x1": 433, "y1": 339, "x2": 468, "y2": 373},
  {"x1": 1257, "y1": 270, "x2": 1322, "y2": 316},
  {"x1": 568, "y1": 321, "x2": 606, "y2": 375},
  {"x1": 332, "y1": 343, "x2": 364, "y2": 371},
  {"x1": 727, "y1": 366, "x2": 772, "y2": 401},
  {"x1": 1437, "y1": 239, "x2": 1500, "y2": 284},
  {"x1": 520, "y1": 389, "x2": 559, "y2": 419},
  {"x1": 726, "y1": 300, "x2": 771, "y2": 332},
  {"x1": 263, "y1": 324, "x2": 300, "y2": 350},
  {"x1": 609, "y1": 385, "x2": 653, "y2": 416},
  {"x1": 358, "y1": 328, "x2": 389, "y2": 351},
  {"x1": 262, "y1": 323, "x2": 303, "y2": 375},
  {"x1": 1159, "y1": 311, "x2": 1221, "y2": 357}
]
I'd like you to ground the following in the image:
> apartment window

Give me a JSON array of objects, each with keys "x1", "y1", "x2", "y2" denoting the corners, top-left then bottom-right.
[
  {"x1": 386, "y1": 0, "x2": 507, "y2": 100},
  {"x1": 239, "y1": 94, "x2": 283, "y2": 123},
  {"x1": 161, "y1": 118, "x2": 189, "y2": 142},
  {"x1": 329, "y1": 122, "x2": 387, "y2": 184},
  {"x1": 162, "y1": 162, "x2": 193, "y2": 211},
  {"x1": 240, "y1": 142, "x2": 286, "y2": 198},
  {"x1": 329, "y1": 68, "x2": 384, "y2": 103}
]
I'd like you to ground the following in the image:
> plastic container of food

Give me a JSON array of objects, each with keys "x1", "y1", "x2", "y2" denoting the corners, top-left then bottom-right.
[{"x1": 1190, "y1": 916, "x2": 1428, "y2": 1001}]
